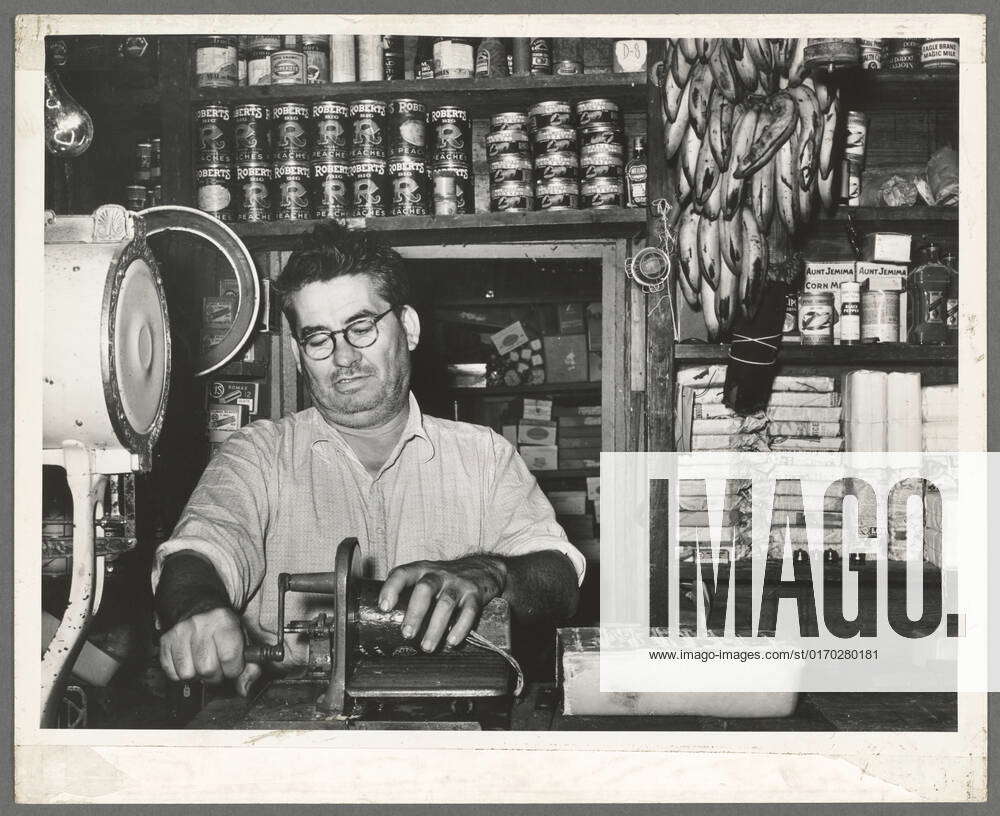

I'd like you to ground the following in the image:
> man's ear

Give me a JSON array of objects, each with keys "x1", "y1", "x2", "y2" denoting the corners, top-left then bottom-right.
[
  {"x1": 400, "y1": 305, "x2": 421, "y2": 351},
  {"x1": 287, "y1": 328, "x2": 303, "y2": 375}
]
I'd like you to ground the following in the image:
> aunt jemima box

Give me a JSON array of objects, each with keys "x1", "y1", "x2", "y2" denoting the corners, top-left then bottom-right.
[{"x1": 803, "y1": 262, "x2": 856, "y2": 343}]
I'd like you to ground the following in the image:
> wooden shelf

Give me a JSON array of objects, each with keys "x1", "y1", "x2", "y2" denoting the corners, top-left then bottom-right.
[
  {"x1": 822, "y1": 205, "x2": 958, "y2": 223},
  {"x1": 192, "y1": 71, "x2": 648, "y2": 116},
  {"x1": 674, "y1": 343, "x2": 958, "y2": 366},
  {"x1": 431, "y1": 294, "x2": 602, "y2": 307},
  {"x1": 836, "y1": 69, "x2": 958, "y2": 109},
  {"x1": 449, "y1": 381, "x2": 601, "y2": 397},
  {"x1": 231, "y1": 208, "x2": 646, "y2": 248}
]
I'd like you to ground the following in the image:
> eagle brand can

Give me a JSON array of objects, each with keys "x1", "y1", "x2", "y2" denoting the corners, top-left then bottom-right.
[
  {"x1": 921, "y1": 39, "x2": 958, "y2": 70},
  {"x1": 488, "y1": 156, "x2": 533, "y2": 185},
  {"x1": 270, "y1": 101, "x2": 310, "y2": 162},
  {"x1": 486, "y1": 130, "x2": 531, "y2": 161},
  {"x1": 388, "y1": 98, "x2": 427, "y2": 160},
  {"x1": 311, "y1": 100, "x2": 351, "y2": 161},
  {"x1": 389, "y1": 157, "x2": 429, "y2": 216},
  {"x1": 490, "y1": 182, "x2": 533, "y2": 212},
  {"x1": 351, "y1": 159, "x2": 388, "y2": 217},
  {"x1": 312, "y1": 160, "x2": 351, "y2": 219},
  {"x1": 527, "y1": 100, "x2": 573, "y2": 133},
  {"x1": 574, "y1": 98, "x2": 621, "y2": 128},
  {"x1": 233, "y1": 103, "x2": 269, "y2": 163},
  {"x1": 274, "y1": 161, "x2": 311, "y2": 220},
  {"x1": 236, "y1": 162, "x2": 273, "y2": 222},
  {"x1": 350, "y1": 99, "x2": 387, "y2": 162},
  {"x1": 581, "y1": 179, "x2": 623, "y2": 209},
  {"x1": 433, "y1": 162, "x2": 473, "y2": 213},
  {"x1": 430, "y1": 106, "x2": 471, "y2": 165},
  {"x1": 195, "y1": 163, "x2": 234, "y2": 221},
  {"x1": 532, "y1": 125, "x2": 577, "y2": 155},
  {"x1": 194, "y1": 103, "x2": 233, "y2": 165}
]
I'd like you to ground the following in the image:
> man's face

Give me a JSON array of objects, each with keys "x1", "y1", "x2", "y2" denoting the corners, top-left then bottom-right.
[{"x1": 287, "y1": 275, "x2": 420, "y2": 429}]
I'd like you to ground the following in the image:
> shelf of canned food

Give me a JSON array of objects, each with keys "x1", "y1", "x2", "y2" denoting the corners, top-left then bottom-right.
[
  {"x1": 192, "y1": 88, "x2": 649, "y2": 225},
  {"x1": 673, "y1": 342, "x2": 958, "y2": 366}
]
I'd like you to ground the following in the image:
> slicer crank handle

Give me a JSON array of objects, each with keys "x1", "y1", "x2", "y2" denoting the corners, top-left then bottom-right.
[{"x1": 284, "y1": 571, "x2": 339, "y2": 594}]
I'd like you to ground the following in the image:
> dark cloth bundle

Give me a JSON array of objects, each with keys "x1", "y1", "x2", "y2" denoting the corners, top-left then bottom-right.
[{"x1": 723, "y1": 280, "x2": 789, "y2": 416}]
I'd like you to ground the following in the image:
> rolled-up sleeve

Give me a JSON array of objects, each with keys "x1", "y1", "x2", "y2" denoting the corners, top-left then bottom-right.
[
  {"x1": 150, "y1": 424, "x2": 274, "y2": 611},
  {"x1": 481, "y1": 432, "x2": 586, "y2": 585}
]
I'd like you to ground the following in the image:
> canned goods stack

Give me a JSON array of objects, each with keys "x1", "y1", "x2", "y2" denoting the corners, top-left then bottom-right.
[
  {"x1": 311, "y1": 100, "x2": 351, "y2": 219},
  {"x1": 386, "y1": 99, "x2": 429, "y2": 215},
  {"x1": 575, "y1": 98, "x2": 625, "y2": 208},
  {"x1": 349, "y1": 99, "x2": 388, "y2": 217},
  {"x1": 528, "y1": 100, "x2": 578, "y2": 211},
  {"x1": 271, "y1": 101, "x2": 312, "y2": 220},
  {"x1": 488, "y1": 112, "x2": 532, "y2": 212},
  {"x1": 843, "y1": 110, "x2": 868, "y2": 207},
  {"x1": 429, "y1": 105, "x2": 474, "y2": 215},
  {"x1": 125, "y1": 135, "x2": 161, "y2": 211},
  {"x1": 194, "y1": 101, "x2": 235, "y2": 221},
  {"x1": 232, "y1": 102, "x2": 272, "y2": 222}
]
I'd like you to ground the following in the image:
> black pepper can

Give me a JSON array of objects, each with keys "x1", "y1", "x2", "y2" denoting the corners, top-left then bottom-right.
[
  {"x1": 430, "y1": 106, "x2": 471, "y2": 165},
  {"x1": 236, "y1": 161, "x2": 273, "y2": 222},
  {"x1": 529, "y1": 38, "x2": 551, "y2": 75},
  {"x1": 349, "y1": 99, "x2": 388, "y2": 162},
  {"x1": 194, "y1": 102, "x2": 233, "y2": 165},
  {"x1": 233, "y1": 103, "x2": 269, "y2": 163},
  {"x1": 433, "y1": 162, "x2": 473, "y2": 213},
  {"x1": 312, "y1": 160, "x2": 352, "y2": 219},
  {"x1": 388, "y1": 98, "x2": 427, "y2": 160},
  {"x1": 273, "y1": 161, "x2": 311, "y2": 220},
  {"x1": 195, "y1": 163, "x2": 234, "y2": 222},
  {"x1": 351, "y1": 158, "x2": 388, "y2": 217},
  {"x1": 382, "y1": 36, "x2": 405, "y2": 80},
  {"x1": 311, "y1": 100, "x2": 351, "y2": 162},
  {"x1": 270, "y1": 101, "x2": 310, "y2": 162},
  {"x1": 389, "y1": 157, "x2": 429, "y2": 216}
]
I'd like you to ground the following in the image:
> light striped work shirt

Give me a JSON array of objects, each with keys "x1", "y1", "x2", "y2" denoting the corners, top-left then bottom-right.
[{"x1": 152, "y1": 392, "x2": 585, "y2": 663}]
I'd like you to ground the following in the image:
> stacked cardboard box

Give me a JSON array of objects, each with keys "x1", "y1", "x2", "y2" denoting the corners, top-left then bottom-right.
[{"x1": 555, "y1": 403, "x2": 601, "y2": 469}]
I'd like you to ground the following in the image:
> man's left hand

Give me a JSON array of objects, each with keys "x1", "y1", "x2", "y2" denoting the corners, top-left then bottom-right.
[{"x1": 378, "y1": 556, "x2": 508, "y2": 652}]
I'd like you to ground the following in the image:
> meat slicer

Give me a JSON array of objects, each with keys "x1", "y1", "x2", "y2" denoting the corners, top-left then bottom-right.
[
  {"x1": 40, "y1": 204, "x2": 259, "y2": 726},
  {"x1": 205, "y1": 537, "x2": 518, "y2": 730}
]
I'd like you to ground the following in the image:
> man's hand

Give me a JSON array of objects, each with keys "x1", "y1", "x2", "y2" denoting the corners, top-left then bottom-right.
[
  {"x1": 158, "y1": 606, "x2": 261, "y2": 697},
  {"x1": 378, "y1": 556, "x2": 508, "y2": 653}
]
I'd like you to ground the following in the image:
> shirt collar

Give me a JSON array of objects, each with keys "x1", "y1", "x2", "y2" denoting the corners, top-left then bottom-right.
[{"x1": 307, "y1": 391, "x2": 435, "y2": 465}]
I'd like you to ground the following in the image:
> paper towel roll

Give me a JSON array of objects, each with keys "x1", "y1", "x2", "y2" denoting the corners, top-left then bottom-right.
[{"x1": 887, "y1": 372, "x2": 922, "y2": 451}]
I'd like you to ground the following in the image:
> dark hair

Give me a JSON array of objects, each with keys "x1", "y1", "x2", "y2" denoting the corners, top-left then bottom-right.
[{"x1": 273, "y1": 221, "x2": 409, "y2": 332}]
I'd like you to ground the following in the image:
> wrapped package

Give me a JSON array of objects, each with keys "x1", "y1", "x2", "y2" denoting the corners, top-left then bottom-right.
[{"x1": 926, "y1": 146, "x2": 959, "y2": 206}]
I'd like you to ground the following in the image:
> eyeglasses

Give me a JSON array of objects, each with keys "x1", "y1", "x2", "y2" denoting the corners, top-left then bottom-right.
[{"x1": 297, "y1": 307, "x2": 396, "y2": 361}]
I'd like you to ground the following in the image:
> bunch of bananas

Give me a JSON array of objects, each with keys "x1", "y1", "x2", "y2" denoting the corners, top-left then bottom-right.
[{"x1": 660, "y1": 38, "x2": 841, "y2": 340}]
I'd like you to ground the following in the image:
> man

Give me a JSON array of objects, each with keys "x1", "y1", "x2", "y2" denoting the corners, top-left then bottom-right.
[{"x1": 152, "y1": 223, "x2": 584, "y2": 696}]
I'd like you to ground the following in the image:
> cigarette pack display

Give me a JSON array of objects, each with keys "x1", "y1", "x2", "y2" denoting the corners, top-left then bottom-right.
[
  {"x1": 543, "y1": 334, "x2": 589, "y2": 382},
  {"x1": 203, "y1": 295, "x2": 237, "y2": 329},
  {"x1": 557, "y1": 415, "x2": 602, "y2": 427},
  {"x1": 547, "y1": 490, "x2": 588, "y2": 516},
  {"x1": 206, "y1": 380, "x2": 260, "y2": 416},
  {"x1": 519, "y1": 444, "x2": 558, "y2": 470},
  {"x1": 517, "y1": 420, "x2": 557, "y2": 446}
]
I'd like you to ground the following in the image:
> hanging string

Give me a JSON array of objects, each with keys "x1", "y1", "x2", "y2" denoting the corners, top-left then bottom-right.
[{"x1": 728, "y1": 331, "x2": 783, "y2": 366}]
